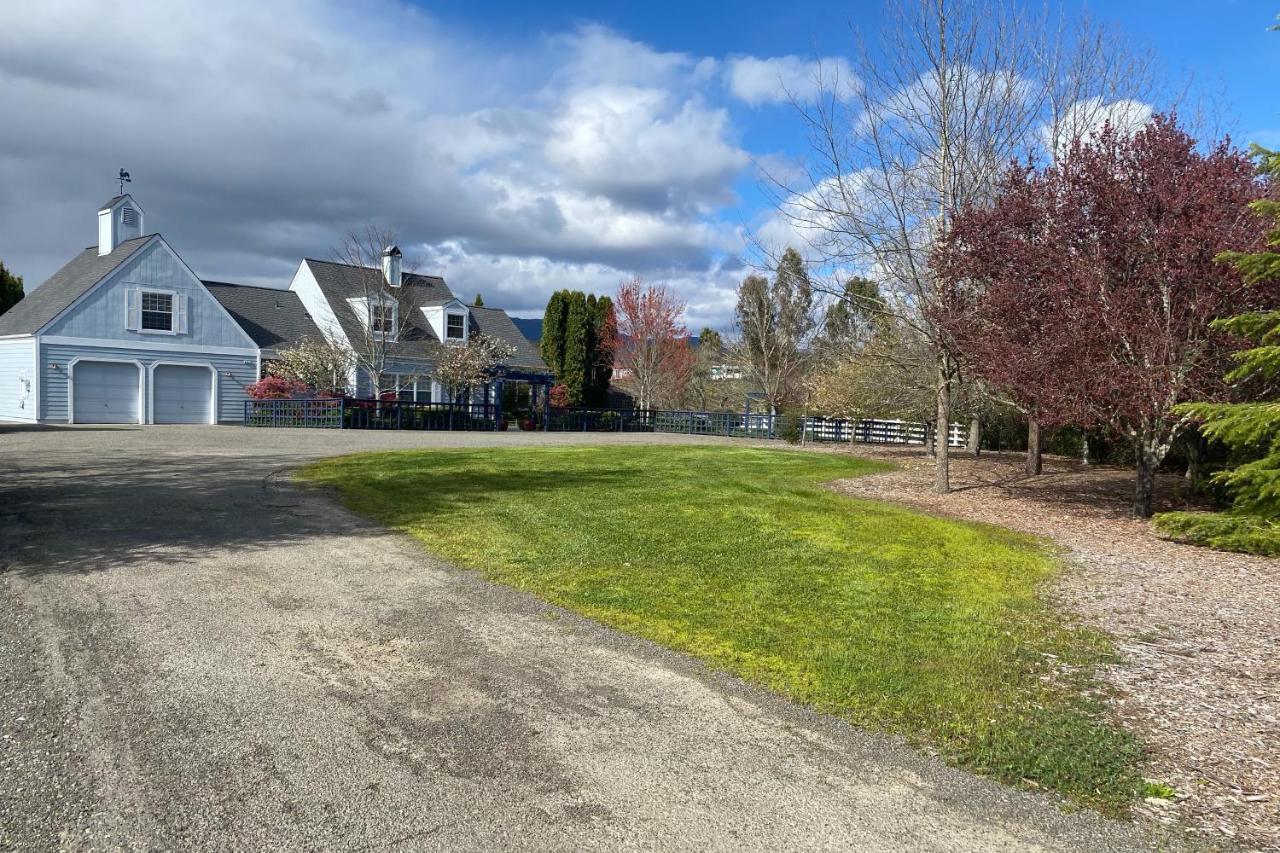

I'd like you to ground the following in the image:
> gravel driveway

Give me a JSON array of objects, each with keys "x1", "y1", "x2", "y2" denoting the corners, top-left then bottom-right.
[{"x1": 0, "y1": 424, "x2": 1170, "y2": 851}]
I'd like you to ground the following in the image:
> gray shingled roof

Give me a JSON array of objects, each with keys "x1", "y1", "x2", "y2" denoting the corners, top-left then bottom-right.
[
  {"x1": 99, "y1": 195, "x2": 127, "y2": 212},
  {"x1": 203, "y1": 281, "x2": 323, "y2": 359},
  {"x1": 0, "y1": 235, "x2": 154, "y2": 336},
  {"x1": 470, "y1": 307, "x2": 549, "y2": 373},
  {"x1": 304, "y1": 259, "x2": 449, "y2": 359},
  {"x1": 303, "y1": 258, "x2": 549, "y2": 374}
]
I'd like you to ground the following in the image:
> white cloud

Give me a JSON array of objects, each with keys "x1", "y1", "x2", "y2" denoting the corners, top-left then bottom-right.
[
  {"x1": 724, "y1": 55, "x2": 853, "y2": 106},
  {"x1": 1042, "y1": 97, "x2": 1154, "y2": 159},
  {"x1": 0, "y1": 1, "x2": 755, "y2": 328}
]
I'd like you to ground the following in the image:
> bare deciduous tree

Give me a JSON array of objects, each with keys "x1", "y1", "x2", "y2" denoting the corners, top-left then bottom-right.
[
  {"x1": 333, "y1": 224, "x2": 423, "y2": 395},
  {"x1": 767, "y1": 0, "x2": 1159, "y2": 493}
]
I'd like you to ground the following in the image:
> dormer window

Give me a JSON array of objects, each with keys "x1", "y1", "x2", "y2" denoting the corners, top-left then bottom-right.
[
  {"x1": 446, "y1": 313, "x2": 465, "y2": 340},
  {"x1": 372, "y1": 304, "x2": 396, "y2": 336}
]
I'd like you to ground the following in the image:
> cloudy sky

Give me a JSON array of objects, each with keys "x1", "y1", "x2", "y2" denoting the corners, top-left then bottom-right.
[{"x1": 1, "y1": 0, "x2": 1276, "y2": 330}]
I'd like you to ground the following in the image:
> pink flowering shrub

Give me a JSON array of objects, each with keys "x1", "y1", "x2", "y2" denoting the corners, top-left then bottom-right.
[{"x1": 246, "y1": 376, "x2": 310, "y2": 399}]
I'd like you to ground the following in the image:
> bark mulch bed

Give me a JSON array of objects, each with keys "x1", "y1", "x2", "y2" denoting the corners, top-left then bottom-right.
[{"x1": 823, "y1": 446, "x2": 1280, "y2": 852}]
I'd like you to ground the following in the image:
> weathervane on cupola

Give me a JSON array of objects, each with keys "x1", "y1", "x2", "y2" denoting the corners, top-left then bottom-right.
[{"x1": 117, "y1": 168, "x2": 131, "y2": 195}]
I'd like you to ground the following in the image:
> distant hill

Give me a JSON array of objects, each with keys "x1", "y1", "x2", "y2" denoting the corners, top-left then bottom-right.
[{"x1": 512, "y1": 317, "x2": 543, "y2": 344}]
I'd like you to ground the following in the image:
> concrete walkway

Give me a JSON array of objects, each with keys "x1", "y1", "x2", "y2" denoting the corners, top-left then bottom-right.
[{"x1": 0, "y1": 425, "x2": 1168, "y2": 851}]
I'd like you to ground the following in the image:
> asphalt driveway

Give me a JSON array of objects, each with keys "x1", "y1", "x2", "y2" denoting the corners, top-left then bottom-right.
[{"x1": 0, "y1": 424, "x2": 1169, "y2": 851}]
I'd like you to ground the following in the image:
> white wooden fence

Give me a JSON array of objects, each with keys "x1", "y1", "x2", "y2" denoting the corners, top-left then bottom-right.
[{"x1": 803, "y1": 417, "x2": 968, "y2": 448}]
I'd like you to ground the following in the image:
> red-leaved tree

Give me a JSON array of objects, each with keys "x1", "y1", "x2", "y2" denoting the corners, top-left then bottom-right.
[
  {"x1": 936, "y1": 115, "x2": 1272, "y2": 517},
  {"x1": 614, "y1": 278, "x2": 695, "y2": 410}
]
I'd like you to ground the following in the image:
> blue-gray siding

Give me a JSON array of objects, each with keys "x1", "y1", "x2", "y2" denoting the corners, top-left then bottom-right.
[
  {"x1": 40, "y1": 342, "x2": 257, "y2": 423},
  {"x1": 43, "y1": 240, "x2": 256, "y2": 350},
  {"x1": 0, "y1": 338, "x2": 36, "y2": 421}
]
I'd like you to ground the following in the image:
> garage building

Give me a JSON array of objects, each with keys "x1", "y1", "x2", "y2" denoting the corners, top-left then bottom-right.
[{"x1": 0, "y1": 195, "x2": 260, "y2": 424}]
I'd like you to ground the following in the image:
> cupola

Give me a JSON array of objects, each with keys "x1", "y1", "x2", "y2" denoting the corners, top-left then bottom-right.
[{"x1": 98, "y1": 194, "x2": 145, "y2": 255}]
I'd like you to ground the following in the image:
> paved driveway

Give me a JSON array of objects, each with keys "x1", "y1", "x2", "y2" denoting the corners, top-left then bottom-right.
[{"x1": 0, "y1": 424, "x2": 1166, "y2": 852}]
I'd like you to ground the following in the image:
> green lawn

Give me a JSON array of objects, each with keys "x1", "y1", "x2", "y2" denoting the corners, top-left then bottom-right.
[{"x1": 301, "y1": 445, "x2": 1143, "y2": 812}]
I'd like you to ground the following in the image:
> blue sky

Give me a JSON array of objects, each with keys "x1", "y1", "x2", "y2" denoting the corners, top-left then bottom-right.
[{"x1": 0, "y1": 0, "x2": 1276, "y2": 330}]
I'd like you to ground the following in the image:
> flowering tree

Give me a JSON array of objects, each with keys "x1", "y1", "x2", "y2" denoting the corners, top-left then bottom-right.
[
  {"x1": 269, "y1": 337, "x2": 354, "y2": 395},
  {"x1": 430, "y1": 334, "x2": 515, "y2": 404},
  {"x1": 614, "y1": 278, "x2": 695, "y2": 410},
  {"x1": 936, "y1": 116, "x2": 1272, "y2": 516}
]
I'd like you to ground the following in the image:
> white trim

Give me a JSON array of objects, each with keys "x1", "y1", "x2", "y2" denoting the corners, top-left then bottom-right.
[
  {"x1": 291, "y1": 260, "x2": 353, "y2": 352},
  {"x1": 0, "y1": 334, "x2": 34, "y2": 341},
  {"x1": 148, "y1": 361, "x2": 217, "y2": 425},
  {"x1": 136, "y1": 287, "x2": 179, "y2": 335},
  {"x1": 67, "y1": 356, "x2": 145, "y2": 425},
  {"x1": 39, "y1": 335, "x2": 259, "y2": 356},
  {"x1": 32, "y1": 339, "x2": 40, "y2": 420}
]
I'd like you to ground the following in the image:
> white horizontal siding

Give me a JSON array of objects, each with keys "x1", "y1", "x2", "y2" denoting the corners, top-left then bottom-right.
[
  {"x1": 0, "y1": 338, "x2": 36, "y2": 421},
  {"x1": 40, "y1": 342, "x2": 257, "y2": 423}
]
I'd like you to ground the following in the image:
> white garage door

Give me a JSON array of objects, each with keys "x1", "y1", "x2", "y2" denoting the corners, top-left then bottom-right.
[
  {"x1": 153, "y1": 365, "x2": 213, "y2": 424},
  {"x1": 72, "y1": 361, "x2": 140, "y2": 424}
]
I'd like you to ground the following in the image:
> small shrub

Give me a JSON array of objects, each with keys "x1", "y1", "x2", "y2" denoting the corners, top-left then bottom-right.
[
  {"x1": 246, "y1": 376, "x2": 309, "y2": 399},
  {"x1": 774, "y1": 413, "x2": 802, "y2": 444},
  {"x1": 1153, "y1": 511, "x2": 1280, "y2": 556},
  {"x1": 549, "y1": 383, "x2": 571, "y2": 408}
]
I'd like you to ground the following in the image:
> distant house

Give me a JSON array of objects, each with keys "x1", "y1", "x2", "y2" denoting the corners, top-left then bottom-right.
[{"x1": 0, "y1": 195, "x2": 552, "y2": 424}]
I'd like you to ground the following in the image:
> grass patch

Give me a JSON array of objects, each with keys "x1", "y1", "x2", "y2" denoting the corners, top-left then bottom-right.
[
  {"x1": 1153, "y1": 510, "x2": 1280, "y2": 556},
  {"x1": 301, "y1": 445, "x2": 1143, "y2": 812}
]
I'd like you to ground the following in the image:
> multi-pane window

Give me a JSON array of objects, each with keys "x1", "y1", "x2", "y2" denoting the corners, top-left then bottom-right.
[
  {"x1": 140, "y1": 291, "x2": 173, "y2": 331},
  {"x1": 372, "y1": 304, "x2": 396, "y2": 336},
  {"x1": 393, "y1": 375, "x2": 432, "y2": 403},
  {"x1": 446, "y1": 313, "x2": 465, "y2": 340}
]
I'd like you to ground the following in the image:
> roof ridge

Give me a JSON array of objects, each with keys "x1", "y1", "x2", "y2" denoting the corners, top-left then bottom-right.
[
  {"x1": 201, "y1": 279, "x2": 289, "y2": 291},
  {"x1": 304, "y1": 257, "x2": 445, "y2": 280}
]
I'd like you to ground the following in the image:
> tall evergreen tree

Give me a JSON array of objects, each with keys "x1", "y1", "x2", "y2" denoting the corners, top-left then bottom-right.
[
  {"x1": 473, "y1": 293, "x2": 484, "y2": 307},
  {"x1": 562, "y1": 292, "x2": 590, "y2": 405},
  {"x1": 0, "y1": 261, "x2": 24, "y2": 316},
  {"x1": 540, "y1": 291, "x2": 569, "y2": 378},
  {"x1": 819, "y1": 277, "x2": 881, "y2": 353},
  {"x1": 735, "y1": 247, "x2": 816, "y2": 412},
  {"x1": 1156, "y1": 144, "x2": 1280, "y2": 551}
]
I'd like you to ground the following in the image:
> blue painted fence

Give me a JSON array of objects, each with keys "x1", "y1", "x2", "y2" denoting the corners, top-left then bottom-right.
[
  {"x1": 243, "y1": 398, "x2": 967, "y2": 447},
  {"x1": 244, "y1": 398, "x2": 343, "y2": 429}
]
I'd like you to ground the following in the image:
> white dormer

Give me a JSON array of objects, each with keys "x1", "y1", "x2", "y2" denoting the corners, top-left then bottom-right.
[
  {"x1": 347, "y1": 295, "x2": 398, "y2": 341},
  {"x1": 98, "y1": 195, "x2": 145, "y2": 255},
  {"x1": 422, "y1": 298, "x2": 468, "y2": 343}
]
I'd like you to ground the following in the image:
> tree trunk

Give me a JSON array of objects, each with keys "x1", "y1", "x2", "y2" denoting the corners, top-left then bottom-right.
[
  {"x1": 934, "y1": 361, "x2": 951, "y2": 494},
  {"x1": 967, "y1": 415, "x2": 981, "y2": 457},
  {"x1": 1026, "y1": 419, "x2": 1042, "y2": 476},
  {"x1": 1132, "y1": 434, "x2": 1164, "y2": 518},
  {"x1": 1183, "y1": 428, "x2": 1205, "y2": 486}
]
